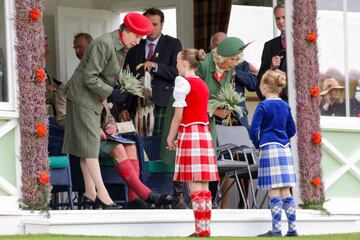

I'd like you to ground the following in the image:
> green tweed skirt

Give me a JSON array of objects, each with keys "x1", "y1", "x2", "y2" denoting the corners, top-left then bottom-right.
[{"x1": 63, "y1": 100, "x2": 101, "y2": 158}]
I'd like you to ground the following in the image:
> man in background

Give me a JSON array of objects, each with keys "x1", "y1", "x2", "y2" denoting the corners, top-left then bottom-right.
[
  {"x1": 55, "y1": 33, "x2": 93, "y2": 126},
  {"x1": 257, "y1": 4, "x2": 287, "y2": 101},
  {"x1": 121, "y1": 7, "x2": 182, "y2": 136}
]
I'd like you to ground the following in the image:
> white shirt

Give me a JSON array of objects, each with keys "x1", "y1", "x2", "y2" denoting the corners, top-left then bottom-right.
[{"x1": 172, "y1": 76, "x2": 191, "y2": 108}]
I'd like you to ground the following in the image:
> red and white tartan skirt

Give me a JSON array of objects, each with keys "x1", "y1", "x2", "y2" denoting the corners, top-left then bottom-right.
[{"x1": 173, "y1": 124, "x2": 219, "y2": 182}]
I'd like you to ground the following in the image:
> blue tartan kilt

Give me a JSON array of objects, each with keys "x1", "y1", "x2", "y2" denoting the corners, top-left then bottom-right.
[{"x1": 257, "y1": 144, "x2": 297, "y2": 189}]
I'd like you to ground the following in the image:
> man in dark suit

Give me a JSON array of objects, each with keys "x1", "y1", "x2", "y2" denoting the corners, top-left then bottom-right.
[
  {"x1": 121, "y1": 7, "x2": 182, "y2": 136},
  {"x1": 257, "y1": 4, "x2": 287, "y2": 101}
]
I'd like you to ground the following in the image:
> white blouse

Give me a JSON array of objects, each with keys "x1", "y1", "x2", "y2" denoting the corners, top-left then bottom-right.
[{"x1": 172, "y1": 76, "x2": 191, "y2": 108}]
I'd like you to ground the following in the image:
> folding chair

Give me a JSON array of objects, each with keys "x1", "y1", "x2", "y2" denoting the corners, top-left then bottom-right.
[
  {"x1": 214, "y1": 125, "x2": 258, "y2": 209},
  {"x1": 48, "y1": 155, "x2": 73, "y2": 209},
  {"x1": 48, "y1": 117, "x2": 73, "y2": 209},
  {"x1": 140, "y1": 136, "x2": 173, "y2": 196}
]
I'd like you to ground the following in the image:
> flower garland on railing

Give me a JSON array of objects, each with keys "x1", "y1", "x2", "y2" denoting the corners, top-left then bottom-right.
[
  {"x1": 293, "y1": 0, "x2": 328, "y2": 214},
  {"x1": 16, "y1": 0, "x2": 51, "y2": 212}
]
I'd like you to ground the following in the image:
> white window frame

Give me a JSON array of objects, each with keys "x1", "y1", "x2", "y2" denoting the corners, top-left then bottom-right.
[
  {"x1": 342, "y1": 0, "x2": 350, "y2": 116},
  {"x1": 0, "y1": 0, "x2": 18, "y2": 118}
]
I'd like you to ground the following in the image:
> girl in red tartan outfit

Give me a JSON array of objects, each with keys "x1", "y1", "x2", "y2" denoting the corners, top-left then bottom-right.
[{"x1": 167, "y1": 48, "x2": 219, "y2": 238}]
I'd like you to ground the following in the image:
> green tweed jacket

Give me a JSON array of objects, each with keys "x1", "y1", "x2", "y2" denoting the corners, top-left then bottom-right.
[
  {"x1": 63, "y1": 30, "x2": 126, "y2": 158},
  {"x1": 65, "y1": 30, "x2": 126, "y2": 114}
]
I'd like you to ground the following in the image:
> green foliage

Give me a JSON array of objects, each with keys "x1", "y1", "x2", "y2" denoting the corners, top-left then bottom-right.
[
  {"x1": 19, "y1": 183, "x2": 50, "y2": 216},
  {"x1": 299, "y1": 198, "x2": 331, "y2": 216},
  {"x1": 208, "y1": 83, "x2": 246, "y2": 123},
  {"x1": 118, "y1": 66, "x2": 143, "y2": 98}
]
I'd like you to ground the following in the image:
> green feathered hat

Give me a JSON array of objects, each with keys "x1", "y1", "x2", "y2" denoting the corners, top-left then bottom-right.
[{"x1": 216, "y1": 37, "x2": 250, "y2": 57}]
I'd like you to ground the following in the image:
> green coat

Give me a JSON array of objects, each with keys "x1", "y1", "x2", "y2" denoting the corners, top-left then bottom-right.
[
  {"x1": 63, "y1": 30, "x2": 126, "y2": 158},
  {"x1": 160, "y1": 52, "x2": 235, "y2": 168},
  {"x1": 196, "y1": 52, "x2": 235, "y2": 99}
]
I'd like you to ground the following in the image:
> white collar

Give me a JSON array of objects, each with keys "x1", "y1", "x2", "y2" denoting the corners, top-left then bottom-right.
[{"x1": 146, "y1": 35, "x2": 161, "y2": 46}]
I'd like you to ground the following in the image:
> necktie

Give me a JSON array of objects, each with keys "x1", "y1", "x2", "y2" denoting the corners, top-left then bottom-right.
[
  {"x1": 147, "y1": 43, "x2": 154, "y2": 60},
  {"x1": 281, "y1": 34, "x2": 286, "y2": 49}
]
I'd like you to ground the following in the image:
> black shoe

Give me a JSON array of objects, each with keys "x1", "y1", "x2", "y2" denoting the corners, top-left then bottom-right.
[
  {"x1": 257, "y1": 230, "x2": 282, "y2": 237},
  {"x1": 188, "y1": 232, "x2": 199, "y2": 238},
  {"x1": 146, "y1": 191, "x2": 173, "y2": 208},
  {"x1": 82, "y1": 195, "x2": 98, "y2": 210},
  {"x1": 95, "y1": 197, "x2": 120, "y2": 210},
  {"x1": 126, "y1": 198, "x2": 151, "y2": 209},
  {"x1": 286, "y1": 231, "x2": 299, "y2": 237}
]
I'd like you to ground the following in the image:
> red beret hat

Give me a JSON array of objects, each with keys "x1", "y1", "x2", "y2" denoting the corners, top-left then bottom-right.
[{"x1": 123, "y1": 12, "x2": 153, "y2": 36}]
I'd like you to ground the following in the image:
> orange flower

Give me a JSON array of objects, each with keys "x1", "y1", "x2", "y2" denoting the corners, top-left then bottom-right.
[
  {"x1": 310, "y1": 86, "x2": 320, "y2": 97},
  {"x1": 35, "y1": 68, "x2": 46, "y2": 84},
  {"x1": 312, "y1": 132, "x2": 322, "y2": 145},
  {"x1": 39, "y1": 171, "x2": 50, "y2": 185},
  {"x1": 36, "y1": 123, "x2": 47, "y2": 138},
  {"x1": 29, "y1": 8, "x2": 42, "y2": 21},
  {"x1": 311, "y1": 177, "x2": 321, "y2": 187},
  {"x1": 307, "y1": 32, "x2": 317, "y2": 42}
]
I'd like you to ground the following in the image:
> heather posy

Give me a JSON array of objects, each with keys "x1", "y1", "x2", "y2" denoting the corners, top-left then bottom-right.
[
  {"x1": 208, "y1": 83, "x2": 246, "y2": 125},
  {"x1": 293, "y1": 0, "x2": 325, "y2": 209},
  {"x1": 118, "y1": 66, "x2": 144, "y2": 98},
  {"x1": 16, "y1": 0, "x2": 50, "y2": 211}
]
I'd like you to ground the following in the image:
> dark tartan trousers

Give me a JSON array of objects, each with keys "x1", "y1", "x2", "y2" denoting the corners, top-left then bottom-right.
[{"x1": 153, "y1": 105, "x2": 167, "y2": 136}]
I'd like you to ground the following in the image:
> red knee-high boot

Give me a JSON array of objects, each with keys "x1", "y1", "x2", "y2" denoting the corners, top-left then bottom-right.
[
  {"x1": 127, "y1": 159, "x2": 140, "y2": 201},
  {"x1": 115, "y1": 159, "x2": 151, "y2": 200},
  {"x1": 203, "y1": 190, "x2": 213, "y2": 237},
  {"x1": 190, "y1": 191, "x2": 206, "y2": 237}
]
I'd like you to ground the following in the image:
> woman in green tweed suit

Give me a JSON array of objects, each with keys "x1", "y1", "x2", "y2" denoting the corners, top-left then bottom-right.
[{"x1": 63, "y1": 13, "x2": 153, "y2": 208}]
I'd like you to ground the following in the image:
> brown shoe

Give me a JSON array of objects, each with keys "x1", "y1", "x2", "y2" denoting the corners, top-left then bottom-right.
[{"x1": 172, "y1": 195, "x2": 188, "y2": 209}]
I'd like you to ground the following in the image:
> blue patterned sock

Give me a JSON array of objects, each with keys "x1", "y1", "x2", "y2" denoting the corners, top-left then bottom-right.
[
  {"x1": 283, "y1": 196, "x2": 297, "y2": 233},
  {"x1": 269, "y1": 197, "x2": 282, "y2": 234}
]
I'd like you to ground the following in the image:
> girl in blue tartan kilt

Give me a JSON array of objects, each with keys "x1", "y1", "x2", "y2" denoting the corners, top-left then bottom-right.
[
  {"x1": 167, "y1": 49, "x2": 219, "y2": 237},
  {"x1": 249, "y1": 69, "x2": 298, "y2": 237}
]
